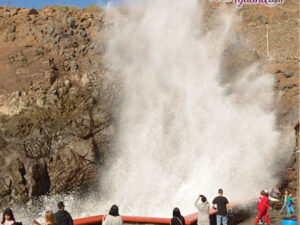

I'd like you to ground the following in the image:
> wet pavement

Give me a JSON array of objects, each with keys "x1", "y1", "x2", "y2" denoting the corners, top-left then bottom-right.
[{"x1": 238, "y1": 210, "x2": 297, "y2": 225}]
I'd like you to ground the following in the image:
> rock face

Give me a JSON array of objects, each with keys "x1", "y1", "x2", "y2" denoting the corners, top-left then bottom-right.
[
  {"x1": 0, "y1": 1, "x2": 298, "y2": 206},
  {"x1": 0, "y1": 5, "x2": 118, "y2": 205}
]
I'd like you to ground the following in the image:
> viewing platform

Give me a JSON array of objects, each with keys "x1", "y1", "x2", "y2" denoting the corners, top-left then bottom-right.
[{"x1": 73, "y1": 204, "x2": 249, "y2": 225}]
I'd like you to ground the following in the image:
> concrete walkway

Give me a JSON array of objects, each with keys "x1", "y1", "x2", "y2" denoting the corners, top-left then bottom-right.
[{"x1": 238, "y1": 210, "x2": 297, "y2": 225}]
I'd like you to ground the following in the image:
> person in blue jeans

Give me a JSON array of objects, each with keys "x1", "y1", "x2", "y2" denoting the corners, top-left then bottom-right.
[
  {"x1": 212, "y1": 189, "x2": 229, "y2": 225},
  {"x1": 286, "y1": 193, "x2": 296, "y2": 218}
]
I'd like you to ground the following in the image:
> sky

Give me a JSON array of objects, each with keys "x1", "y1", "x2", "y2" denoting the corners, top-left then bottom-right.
[{"x1": 0, "y1": 0, "x2": 126, "y2": 9}]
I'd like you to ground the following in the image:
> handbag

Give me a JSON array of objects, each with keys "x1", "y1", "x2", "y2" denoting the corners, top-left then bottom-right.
[
  {"x1": 176, "y1": 217, "x2": 183, "y2": 225},
  {"x1": 170, "y1": 217, "x2": 184, "y2": 225}
]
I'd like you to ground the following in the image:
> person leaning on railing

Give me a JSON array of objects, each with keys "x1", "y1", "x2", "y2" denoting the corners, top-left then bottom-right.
[
  {"x1": 102, "y1": 205, "x2": 123, "y2": 225},
  {"x1": 170, "y1": 208, "x2": 185, "y2": 225}
]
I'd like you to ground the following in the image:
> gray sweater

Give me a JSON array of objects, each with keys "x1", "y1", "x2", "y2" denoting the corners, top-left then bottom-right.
[{"x1": 194, "y1": 197, "x2": 210, "y2": 225}]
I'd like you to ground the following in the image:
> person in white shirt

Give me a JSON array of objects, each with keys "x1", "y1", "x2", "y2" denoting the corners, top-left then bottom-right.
[
  {"x1": 102, "y1": 205, "x2": 123, "y2": 225},
  {"x1": 194, "y1": 195, "x2": 210, "y2": 225}
]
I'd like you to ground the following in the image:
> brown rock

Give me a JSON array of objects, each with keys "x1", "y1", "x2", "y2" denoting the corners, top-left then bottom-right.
[{"x1": 44, "y1": 70, "x2": 57, "y2": 85}]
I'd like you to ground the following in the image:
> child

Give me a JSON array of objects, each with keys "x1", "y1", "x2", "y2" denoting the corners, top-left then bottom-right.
[
  {"x1": 1, "y1": 209, "x2": 15, "y2": 225},
  {"x1": 258, "y1": 191, "x2": 266, "y2": 224},
  {"x1": 286, "y1": 193, "x2": 296, "y2": 218},
  {"x1": 255, "y1": 193, "x2": 271, "y2": 225},
  {"x1": 32, "y1": 211, "x2": 56, "y2": 225},
  {"x1": 280, "y1": 190, "x2": 289, "y2": 215},
  {"x1": 259, "y1": 190, "x2": 265, "y2": 202}
]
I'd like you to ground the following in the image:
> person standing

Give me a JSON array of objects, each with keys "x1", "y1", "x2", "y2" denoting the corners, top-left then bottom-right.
[
  {"x1": 286, "y1": 193, "x2": 297, "y2": 218},
  {"x1": 270, "y1": 185, "x2": 281, "y2": 200},
  {"x1": 170, "y1": 208, "x2": 185, "y2": 225},
  {"x1": 194, "y1": 194, "x2": 210, "y2": 225},
  {"x1": 55, "y1": 202, "x2": 73, "y2": 225},
  {"x1": 212, "y1": 189, "x2": 229, "y2": 225},
  {"x1": 102, "y1": 205, "x2": 123, "y2": 225},
  {"x1": 33, "y1": 211, "x2": 56, "y2": 225},
  {"x1": 255, "y1": 193, "x2": 271, "y2": 225},
  {"x1": 270, "y1": 185, "x2": 281, "y2": 209},
  {"x1": 280, "y1": 190, "x2": 289, "y2": 215}
]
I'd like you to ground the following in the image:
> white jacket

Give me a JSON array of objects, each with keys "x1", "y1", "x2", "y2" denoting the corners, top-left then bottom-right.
[
  {"x1": 102, "y1": 215, "x2": 123, "y2": 225},
  {"x1": 194, "y1": 197, "x2": 210, "y2": 225}
]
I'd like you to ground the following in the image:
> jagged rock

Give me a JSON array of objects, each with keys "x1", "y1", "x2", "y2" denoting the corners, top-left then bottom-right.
[
  {"x1": 93, "y1": 125, "x2": 115, "y2": 158},
  {"x1": 46, "y1": 23, "x2": 55, "y2": 34},
  {"x1": 283, "y1": 71, "x2": 294, "y2": 78},
  {"x1": 92, "y1": 104, "x2": 109, "y2": 128},
  {"x1": 0, "y1": 144, "x2": 50, "y2": 204},
  {"x1": 26, "y1": 159, "x2": 50, "y2": 197},
  {"x1": 0, "y1": 81, "x2": 111, "y2": 205},
  {"x1": 11, "y1": 8, "x2": 20, "y2": 16},
  {"x1": 64, "y1": 80, "x2": 71, "y2": 88},
  {"x1": 44, "y1": 70, "x2": 57, "y2": 85},
  {"x1": 52, "y1": 25, "x2": 64, "y2": 37},
  {"x1": 0, "y1": 136, "x2": 6, "y2": 148},
  {"x1": 8, "y1": 24, "x2": 16, "y2": 32},
  {"x1": 66, "y1": 16, "x2": 76, "y2": 28},
  {"x1": 70, "y1": 60, "x2": 78, "y2": 72},
  {"x1": 80, "y1": 30, "x2": 87, "y2": 38},
  {"x1": 46, "y1": 138, "x2": 95, "y2": 193},
  {"x1": 259, "y1": 16, "x2": 268, "y2": 24}
]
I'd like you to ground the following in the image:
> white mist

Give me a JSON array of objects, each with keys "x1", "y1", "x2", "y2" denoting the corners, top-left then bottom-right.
[{"x1": 98, "y1": 0, "x2": 293, "y2": 217}]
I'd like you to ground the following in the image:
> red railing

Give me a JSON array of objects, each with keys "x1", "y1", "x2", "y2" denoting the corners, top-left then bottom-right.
[{"x1": 74, "y1": 208, "x2": 219, "y2": 225}]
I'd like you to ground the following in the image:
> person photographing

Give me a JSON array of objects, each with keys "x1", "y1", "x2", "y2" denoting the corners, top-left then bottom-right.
[{"x1": 194, "y1": 194, "x2": 210, "y2": 225}]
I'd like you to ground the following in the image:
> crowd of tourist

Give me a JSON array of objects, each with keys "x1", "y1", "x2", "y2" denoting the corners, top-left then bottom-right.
[
  {"x1": 255, "y1": 187, "x2": 297, "y2": 225},
  {"x1": 1, "y1": 188, "x2": 297, "y2": 225},
  {"x1": 1, "y1": 202, "x2": 73, "y2": 225}
]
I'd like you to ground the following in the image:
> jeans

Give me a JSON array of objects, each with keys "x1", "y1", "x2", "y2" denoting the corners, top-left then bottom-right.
[
  {"x1": 217, "y1": 215, "x2": 227, "y2": 225},
  {"x1": 287, "y1": 206, "x2": 296, "y2": 217}
]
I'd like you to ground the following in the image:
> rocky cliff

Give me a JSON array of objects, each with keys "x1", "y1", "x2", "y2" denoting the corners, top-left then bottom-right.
[
  {"x1": 0, "y1": 5, "x2": 118, "y2": 205},
  {"x1": 0, "y1": 1, "x2": 298, "y2": 206}
]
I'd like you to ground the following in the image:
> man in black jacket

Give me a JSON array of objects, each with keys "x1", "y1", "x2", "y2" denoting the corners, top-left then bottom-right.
[{"x1": 55, "y1": 202, "x2": 74, "y2": 225}]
